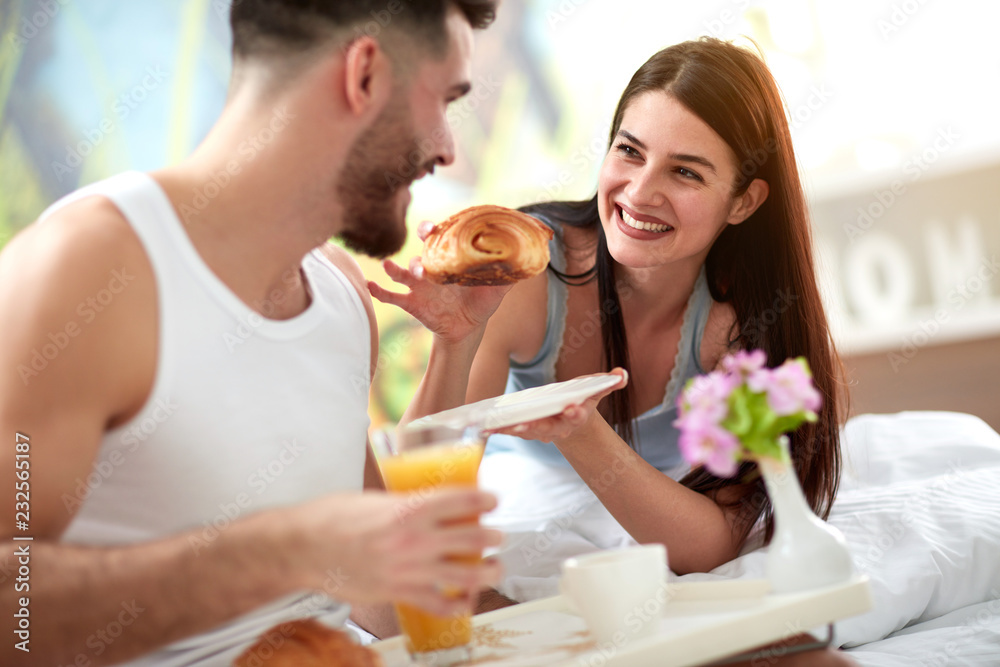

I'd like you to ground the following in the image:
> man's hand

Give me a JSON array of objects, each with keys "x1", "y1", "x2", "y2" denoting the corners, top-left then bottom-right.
[
  {"x1": 286, "y1": 488, "x2": 504, "y2": 616},
  {"x1": 368, "y1": 221, "x2": 513, "y2": 345}
]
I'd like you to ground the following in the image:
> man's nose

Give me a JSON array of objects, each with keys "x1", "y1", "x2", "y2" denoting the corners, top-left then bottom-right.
[{"x1": 434, "y1": 125, "x2": 456, "y2": 167}]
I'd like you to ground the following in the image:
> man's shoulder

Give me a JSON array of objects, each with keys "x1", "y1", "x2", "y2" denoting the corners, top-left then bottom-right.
[
  {"x1": 1, "y1": 196, "x2": 150, "y2": 325},
  {"x1": 317, "y1": 242, "x2": 365, "y2": 287},
  {"x1": 316, "y1": 243, "x2": 377, "y2": 349},
  {"x1": 10, "y1": 194, "x2": 143, "y2": 272},
  {"x1": 0, "y1": 191, "x2": 157, "y2": 429}
]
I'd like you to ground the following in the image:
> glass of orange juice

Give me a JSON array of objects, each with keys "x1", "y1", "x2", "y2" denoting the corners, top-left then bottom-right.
[{"x1": 373, "y1": 422, "x2": 487, "y2": 666}]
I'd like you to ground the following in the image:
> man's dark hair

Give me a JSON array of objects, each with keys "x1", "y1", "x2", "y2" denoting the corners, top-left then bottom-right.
[{"x1": 230, "y1": 0, "x2": 496, "y2": 60}]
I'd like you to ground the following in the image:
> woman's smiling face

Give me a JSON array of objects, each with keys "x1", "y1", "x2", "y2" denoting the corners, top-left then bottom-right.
[{"x1": 597, "y1": 91, "x2": 752, "y2": 271}]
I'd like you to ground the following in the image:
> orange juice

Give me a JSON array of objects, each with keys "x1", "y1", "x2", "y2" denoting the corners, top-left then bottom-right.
[
  {"x1": 379, "y1": 441, "x2": 485, "y2": 653},
  {"x1": 378, "y1": 441, "x2": 484, "y2": 492}
]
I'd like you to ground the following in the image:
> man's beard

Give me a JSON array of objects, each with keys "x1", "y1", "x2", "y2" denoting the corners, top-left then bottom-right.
[{"x1": 337, "y1": 95, "x2": 430, "y2": 259}]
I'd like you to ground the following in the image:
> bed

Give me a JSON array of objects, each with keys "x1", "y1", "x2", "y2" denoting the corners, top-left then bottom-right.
[{"x1": 478, "y1": 411, "x2": 1000, "y2": 665}]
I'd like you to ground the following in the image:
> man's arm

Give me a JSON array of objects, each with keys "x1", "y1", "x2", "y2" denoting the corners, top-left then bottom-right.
[
  {"x1": 0, "y1": 202, "x2": 310, "y2": 663},
  {"x1": 349, "y1": 444, "x2": 401, "y2": 640},
  {"x1": 0, "y1": 206, "x2": 502, "y2": 664}
]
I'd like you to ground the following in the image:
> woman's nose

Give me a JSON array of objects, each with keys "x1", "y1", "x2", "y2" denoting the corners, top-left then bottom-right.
[{"x1": 623, "y1": 169, "x2": 666, "y2": 208}]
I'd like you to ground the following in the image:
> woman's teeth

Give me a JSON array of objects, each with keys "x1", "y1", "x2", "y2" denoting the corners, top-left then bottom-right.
[{"x1": 621, "y1": 208, "x2": 672, "y2": 233}]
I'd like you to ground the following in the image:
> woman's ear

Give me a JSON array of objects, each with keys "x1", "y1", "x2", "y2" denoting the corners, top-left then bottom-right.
[
  {"x1": 727, "y1": 178, "x2": 770, "y2": 225},
  {"x1": 342, "y1": 36, "x2": 391, "y2": 117}
]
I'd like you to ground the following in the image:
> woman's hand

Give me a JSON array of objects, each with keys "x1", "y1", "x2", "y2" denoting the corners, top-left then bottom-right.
[
  {"x1": 368, "y1": 221, "x2": 513, "y2": 345},
  {"x1": 489, "y1": 368, "x2": 629, "y2": 444}
]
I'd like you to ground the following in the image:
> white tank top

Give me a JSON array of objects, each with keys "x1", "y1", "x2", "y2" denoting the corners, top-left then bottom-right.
[{"x1": 49, "y1": 171, "x2": 371, "y2": 664}]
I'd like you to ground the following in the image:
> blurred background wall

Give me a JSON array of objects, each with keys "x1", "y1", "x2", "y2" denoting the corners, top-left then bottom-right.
[{"x1": 2, "y1": 0, "x2": 998, "y2": 430}]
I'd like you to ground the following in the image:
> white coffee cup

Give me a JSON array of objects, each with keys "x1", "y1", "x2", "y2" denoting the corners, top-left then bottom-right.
[{"x1": 559, "y1": 544, "x2": 668, "y2": 646}]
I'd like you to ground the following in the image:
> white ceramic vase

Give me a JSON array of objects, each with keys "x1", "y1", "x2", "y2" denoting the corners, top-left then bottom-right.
[{"x1": 757, "y1": 437, "x2": 855, "y2": 593}]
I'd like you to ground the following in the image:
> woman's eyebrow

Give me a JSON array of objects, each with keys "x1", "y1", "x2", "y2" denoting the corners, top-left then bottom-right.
[
  {"x1": 618, "y1": 130, "x2": 717, "y2": 174},
  {"x1": 618, "y1": 129, "x2": 647, "y2": 150}
]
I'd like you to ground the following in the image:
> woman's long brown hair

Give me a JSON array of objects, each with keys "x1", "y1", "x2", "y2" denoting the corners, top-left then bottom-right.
[{"x1": 523, "y1": 38, "x2": 846, "y2": 547}]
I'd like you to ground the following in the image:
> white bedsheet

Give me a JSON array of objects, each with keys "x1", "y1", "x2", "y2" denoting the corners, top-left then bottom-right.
[{"x1": 480, "y1": 411, "x2": 1000, "y2": 665}]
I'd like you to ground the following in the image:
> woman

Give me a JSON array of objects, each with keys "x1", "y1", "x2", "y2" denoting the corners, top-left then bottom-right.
[{"x1": 372, "y1": 37, "x2": 845, "y2": 576}]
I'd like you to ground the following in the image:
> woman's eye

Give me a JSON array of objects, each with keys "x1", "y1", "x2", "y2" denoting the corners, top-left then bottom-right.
[
  {"x1": 677, "y1": 167, "x2": 703, "y2": 182},
  {"x1": 615, "y1": 142, "x2": 640, "y2": 158}
]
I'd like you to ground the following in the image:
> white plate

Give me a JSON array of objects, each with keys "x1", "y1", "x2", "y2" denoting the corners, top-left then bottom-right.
[{"x1": 410, "y1": 374, "x2": 623, "y2": 431}]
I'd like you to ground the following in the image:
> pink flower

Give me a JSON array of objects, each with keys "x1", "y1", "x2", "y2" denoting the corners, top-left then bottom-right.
[
  {"x1": 722, "y1": 349, "x2": 767, "y2": 378},
  {"x1": 675, "y1": 351, "x2": 820, "y2": 470},
  {"x1": 678, "y1": 416, "x2": 741, "y2": 478},
  {"x1": 764, "y1": 359, "x2": 823, "y2": 416},
  {"x1": 677, "y1": 371, "x2": 736, "y2": 424}
]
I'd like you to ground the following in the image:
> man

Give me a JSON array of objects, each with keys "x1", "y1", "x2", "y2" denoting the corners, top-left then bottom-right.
[{"x1": 0, "y1": 1, "x2": 501, "y2": 664}]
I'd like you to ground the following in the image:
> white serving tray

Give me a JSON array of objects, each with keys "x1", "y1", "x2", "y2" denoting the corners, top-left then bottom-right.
[{"x1": 372, "y1": 577, "x2": 872, "y2": 666}]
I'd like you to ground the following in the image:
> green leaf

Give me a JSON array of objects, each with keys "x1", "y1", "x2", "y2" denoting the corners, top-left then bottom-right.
[
  {"x1": 723, "y1": 387, "x2": 753, "y2": 437},
  {"x1": 743, "y1": 434, "x2": 782, "y2": 460}
]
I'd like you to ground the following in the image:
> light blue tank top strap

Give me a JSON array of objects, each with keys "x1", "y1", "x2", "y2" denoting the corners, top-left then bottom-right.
[
  {"x1": 508, "y1": 214, "x2": 570, "y2": 384},
  {"x1": 486, "y1": 213, "x2": 713, "y2": 478}
]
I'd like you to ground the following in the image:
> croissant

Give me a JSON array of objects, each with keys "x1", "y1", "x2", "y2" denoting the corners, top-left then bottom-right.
[
  {"x1": 233, "y1": 619, "x2": 383, "y2": 667},
  {"x1": 422, "y1": 205, "x2": 554, "y2": 286}
]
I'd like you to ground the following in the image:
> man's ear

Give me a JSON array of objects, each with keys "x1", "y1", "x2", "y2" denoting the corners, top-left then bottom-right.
[
  {"x1": 342, "y1": 36, "x2": 392, "y2": 117},
  {"x1": 727, "y1": 178, "x2": 769, "y2": 225}
]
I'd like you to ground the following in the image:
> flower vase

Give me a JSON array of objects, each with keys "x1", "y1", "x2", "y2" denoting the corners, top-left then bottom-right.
[{"x1": 757, "y1": 437, "x2": 855, "y2": 593}]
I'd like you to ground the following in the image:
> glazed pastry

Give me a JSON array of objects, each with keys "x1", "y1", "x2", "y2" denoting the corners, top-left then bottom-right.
[
  {"x1": 422, "y1": 205, "x2": 553, "y2": 286},
  {"x1": 233, "y1": 619, "x2": 383, "y2": 667}
]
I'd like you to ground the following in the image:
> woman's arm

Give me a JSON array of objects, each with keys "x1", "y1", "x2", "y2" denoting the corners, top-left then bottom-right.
[
  {"x1": 370, "y1": 239, "x2": 550, "y2": 421},
  {"x1": 551, "y1": 413, "x2": 743, "y2": 574}
]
